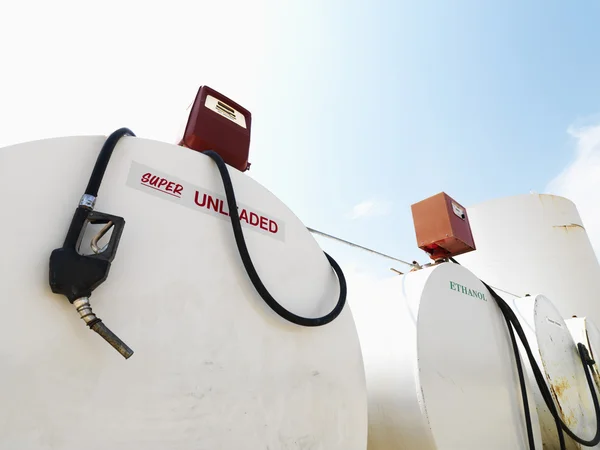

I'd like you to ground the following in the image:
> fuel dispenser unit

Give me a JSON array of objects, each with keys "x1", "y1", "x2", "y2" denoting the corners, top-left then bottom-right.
[
  {"x1": 394, "y1": 192, "x2": 600, "y2": 450},
  {"x1": 346, "y1": 260, "x2": 543, "y2": 449},
  {"x1": 0, "y1": 86, "x2": 367, "y2": 449}
]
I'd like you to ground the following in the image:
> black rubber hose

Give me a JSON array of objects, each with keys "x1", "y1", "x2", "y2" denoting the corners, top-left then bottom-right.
[
  {"x1": 202, "y1": 150, "x2": 347, "y2": 327},
  {"x1": 450, "y1": 257, "x2": 600, "y2": 448},
  {"x1": 449, "y1": 257, "x2": 560, "y2": 448},
  {"x1": 491, "y1": 283, "x2": 600, "y2": 447},
  {"x1": 85, "y1": 127, "x2": 136, "y2": 197},
  {"x1": 504, "y1": 313, "x2": 536, "y2": 450},
  {"x1": 489, "y1": 279, "x2": 566, "y2": 449}
]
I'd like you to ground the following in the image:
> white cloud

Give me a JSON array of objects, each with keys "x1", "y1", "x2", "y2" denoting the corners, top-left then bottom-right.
[
  {"x1": 349, "y1": 199, "x2": 393, "y2": 220},
  {"x1": 546, "y1": 123, "x2": 600, "y2": 253}
]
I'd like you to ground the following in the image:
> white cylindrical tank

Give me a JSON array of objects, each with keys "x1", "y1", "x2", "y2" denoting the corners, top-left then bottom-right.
[
  {"x1": 0, "y1": 136, "x2": 367, "y2": 449},
  {"x1": 566, "y1": 317, "x2": 600, "y2": 400},
  {"x1": 346, "y1": 261, "x2": 542, "y2": 449},
  {"x1": 511, "y1": 294, "x2": 599, "y2": 449},
  {"x1": 456, "y1": 193, "x2": 600, "y2": 323}
]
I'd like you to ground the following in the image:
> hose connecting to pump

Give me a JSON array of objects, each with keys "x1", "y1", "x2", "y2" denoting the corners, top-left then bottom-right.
[
  {"x1": 49, "y1": 128, "x2": 135, "y2": 359},
  {"x1": 449, "y1": 257, "x2": 600, "y2": 450},
  {"x1": 504, "y1": 312, "x2": 536, "y2": 449},
  {"x1": 201, "y1": 150, "x2": 347, "y2": 327}
]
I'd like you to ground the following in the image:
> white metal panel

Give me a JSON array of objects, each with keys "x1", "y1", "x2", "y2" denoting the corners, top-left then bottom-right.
[
  {"x1": 0, "y1": 136, "x2": 367, "y2": 449},
  {"x1": 566, "y1": 318, "x2": 590, "y2": 349},
  {"x1": 511, "y1": 295, "x2": 599, "y2": 449},
  {"x1": 455, "y1": 193, "x2": 600, "y2": 323},
  {"x1": 346, "y1": 262, "x2": 541, "y2": 449}
]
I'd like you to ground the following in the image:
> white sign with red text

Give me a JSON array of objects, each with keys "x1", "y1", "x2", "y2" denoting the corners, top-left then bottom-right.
[{"x1": 126, "y1": 161, "x2": 285, "y2": 241}]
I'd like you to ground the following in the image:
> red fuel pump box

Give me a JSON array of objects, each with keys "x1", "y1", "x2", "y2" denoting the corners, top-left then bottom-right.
[
  {"x1": 411, "y1": 192, "x2": 476, "y2": 260},
  {"x1": 179, "y1": 85, "x2": 252, "y2": 172}
]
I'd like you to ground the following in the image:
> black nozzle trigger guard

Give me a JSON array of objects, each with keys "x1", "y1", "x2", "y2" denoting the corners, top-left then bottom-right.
[
  {"x1": 83, "y1": 210, "x2": 126, "y2": 262},
  {"x1": 49, "y1": 207, "x2": 126, "y2": 303}
]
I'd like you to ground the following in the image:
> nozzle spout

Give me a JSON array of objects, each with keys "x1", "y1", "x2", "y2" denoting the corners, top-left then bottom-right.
[{"x1": 73, "y1": 297, "x2": 134, "y2": 359}]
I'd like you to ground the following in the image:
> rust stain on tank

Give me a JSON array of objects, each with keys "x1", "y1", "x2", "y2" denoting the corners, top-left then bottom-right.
[
  {"x1": 549, "y1": 377, "x2": 576, "y2": 427},
  {"x1": 553, "y1": 223, "x2": 585, "y2": 231},
  {"x1": 537, "y1": 193, "x2": 562, "y2": 203},
  {"x1": 552, "y1": 377, "x2": 570, "y2": 397}
]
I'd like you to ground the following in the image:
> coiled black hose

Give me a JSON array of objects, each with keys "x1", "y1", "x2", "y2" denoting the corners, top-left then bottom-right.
[
  {"x1": 202, "y1": 150, "x2": 347, "y2": 327},
  {"x1": 449, "y1": 257, "x2": 600, "y2": 449}
]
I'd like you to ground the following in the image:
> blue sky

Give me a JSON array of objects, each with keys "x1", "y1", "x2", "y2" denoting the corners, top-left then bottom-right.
[
  {"x1": 2, "y1": 0, "x2": 600, "y2": 276},
  {"x1": 248, "y1": 0, "x2": 600, "y2": 272}
]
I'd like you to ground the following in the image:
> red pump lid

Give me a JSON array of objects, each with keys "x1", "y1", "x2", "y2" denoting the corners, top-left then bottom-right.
[{"x1": 179, "y1": 86, "x2": 252, "y2": 172}]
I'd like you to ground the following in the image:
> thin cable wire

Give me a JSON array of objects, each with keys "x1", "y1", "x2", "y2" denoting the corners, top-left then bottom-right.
[{"x1": 307, "y1": 227, "x2": 419, "y2": 268}]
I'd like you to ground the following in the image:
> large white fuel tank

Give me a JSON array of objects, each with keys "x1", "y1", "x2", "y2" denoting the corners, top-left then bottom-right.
[
  {"x1": 511, "y1": 294, "x2": 599, "y2": 449},
  {"x1": 0, "y1": 136, "x2": 367, "y2": 449},
  {"x1": 455, "y1": 193, "x2": 600, "y2": 323},
  {"x1": 346, "y1": 261, "x2": 542, "y2": 449}
]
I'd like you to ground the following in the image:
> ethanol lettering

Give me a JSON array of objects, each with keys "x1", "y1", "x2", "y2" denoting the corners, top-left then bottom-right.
[
  {"x1": 449, "y1": 281, "x2": 487, "y2": 301},
  {"x1": 140, "y1": 172, "x2": 183, "y2": 197},
  {"x1": 194, "y1": 192, "x2": 279, "y2": 234}
]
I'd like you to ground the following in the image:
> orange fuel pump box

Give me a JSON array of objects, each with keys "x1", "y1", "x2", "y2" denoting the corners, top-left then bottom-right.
[{"x1": 411, "y1": 192, "x2": 476, "y2": 260}]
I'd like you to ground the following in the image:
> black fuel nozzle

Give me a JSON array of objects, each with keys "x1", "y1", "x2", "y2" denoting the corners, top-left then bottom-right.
[
  {"x1": 579, "y1": 342, "x2": 595, "y2": 366},
  {"x1": 49, "y1": 194, "x2": 133, "y2": 359}
]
